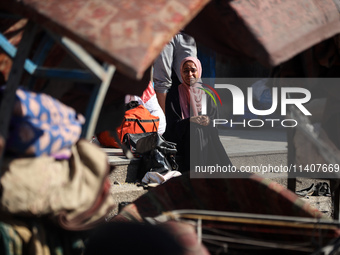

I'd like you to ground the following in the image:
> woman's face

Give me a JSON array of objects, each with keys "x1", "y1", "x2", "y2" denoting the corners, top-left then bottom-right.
[{"x1": 182, "y1": 61, "x2": 198, "y2": 86}]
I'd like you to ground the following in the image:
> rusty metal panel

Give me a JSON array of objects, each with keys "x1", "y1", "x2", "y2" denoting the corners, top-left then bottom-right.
[
  {"x1": 1, "y1": 0, "x2": 211, "y2": 79},
  {"x1": 186, "y1": 0, "x2": 340, "y2": 68},
  {"x1": 2, "y1": 0, "x2": 339, "y2": 78},
  {"x1": 229, "y1": 0, "x2": 340, "y2": 66}
]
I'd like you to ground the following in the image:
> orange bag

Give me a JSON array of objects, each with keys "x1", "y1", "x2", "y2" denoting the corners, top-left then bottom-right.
[{"x1": 97, "y1": 104, "x2": 159, "y2": 148}]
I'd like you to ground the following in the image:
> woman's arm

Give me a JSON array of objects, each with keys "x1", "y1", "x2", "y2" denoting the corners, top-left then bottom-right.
[{"x1": 163, "y1": 87, "x2": 190, "y2": 142}]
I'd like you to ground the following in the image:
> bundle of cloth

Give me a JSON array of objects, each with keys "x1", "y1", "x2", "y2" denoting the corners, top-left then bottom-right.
[{"x1": 0, "y1": 87, "x2": 116, "y2": 254}]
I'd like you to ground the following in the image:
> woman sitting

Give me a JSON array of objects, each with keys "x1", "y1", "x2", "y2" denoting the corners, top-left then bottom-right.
[{"x1": 163, "y1": 56, "x2": 232, "y2": 172}]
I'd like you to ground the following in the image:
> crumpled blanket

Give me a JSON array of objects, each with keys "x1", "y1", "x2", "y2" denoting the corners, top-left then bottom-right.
[{"x1": 0, "y1": 139, "x2": 116, "y2": 231}]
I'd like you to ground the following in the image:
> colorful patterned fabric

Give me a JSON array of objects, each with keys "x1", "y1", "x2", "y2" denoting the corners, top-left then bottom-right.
[
  {"x1": 0, "y1": 219, "x2": 85, "y2": 255},
  {"x1": 0, "y1": 222, "x2": 22, "y2": 255},
  {"x1": 5, "y1": 88, "x2": 85, "y2": 158}
]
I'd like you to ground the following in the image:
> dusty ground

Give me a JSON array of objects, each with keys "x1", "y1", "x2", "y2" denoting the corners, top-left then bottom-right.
[{"x1": 270, "y1": 177, "x2": 333, "y2": 218}]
